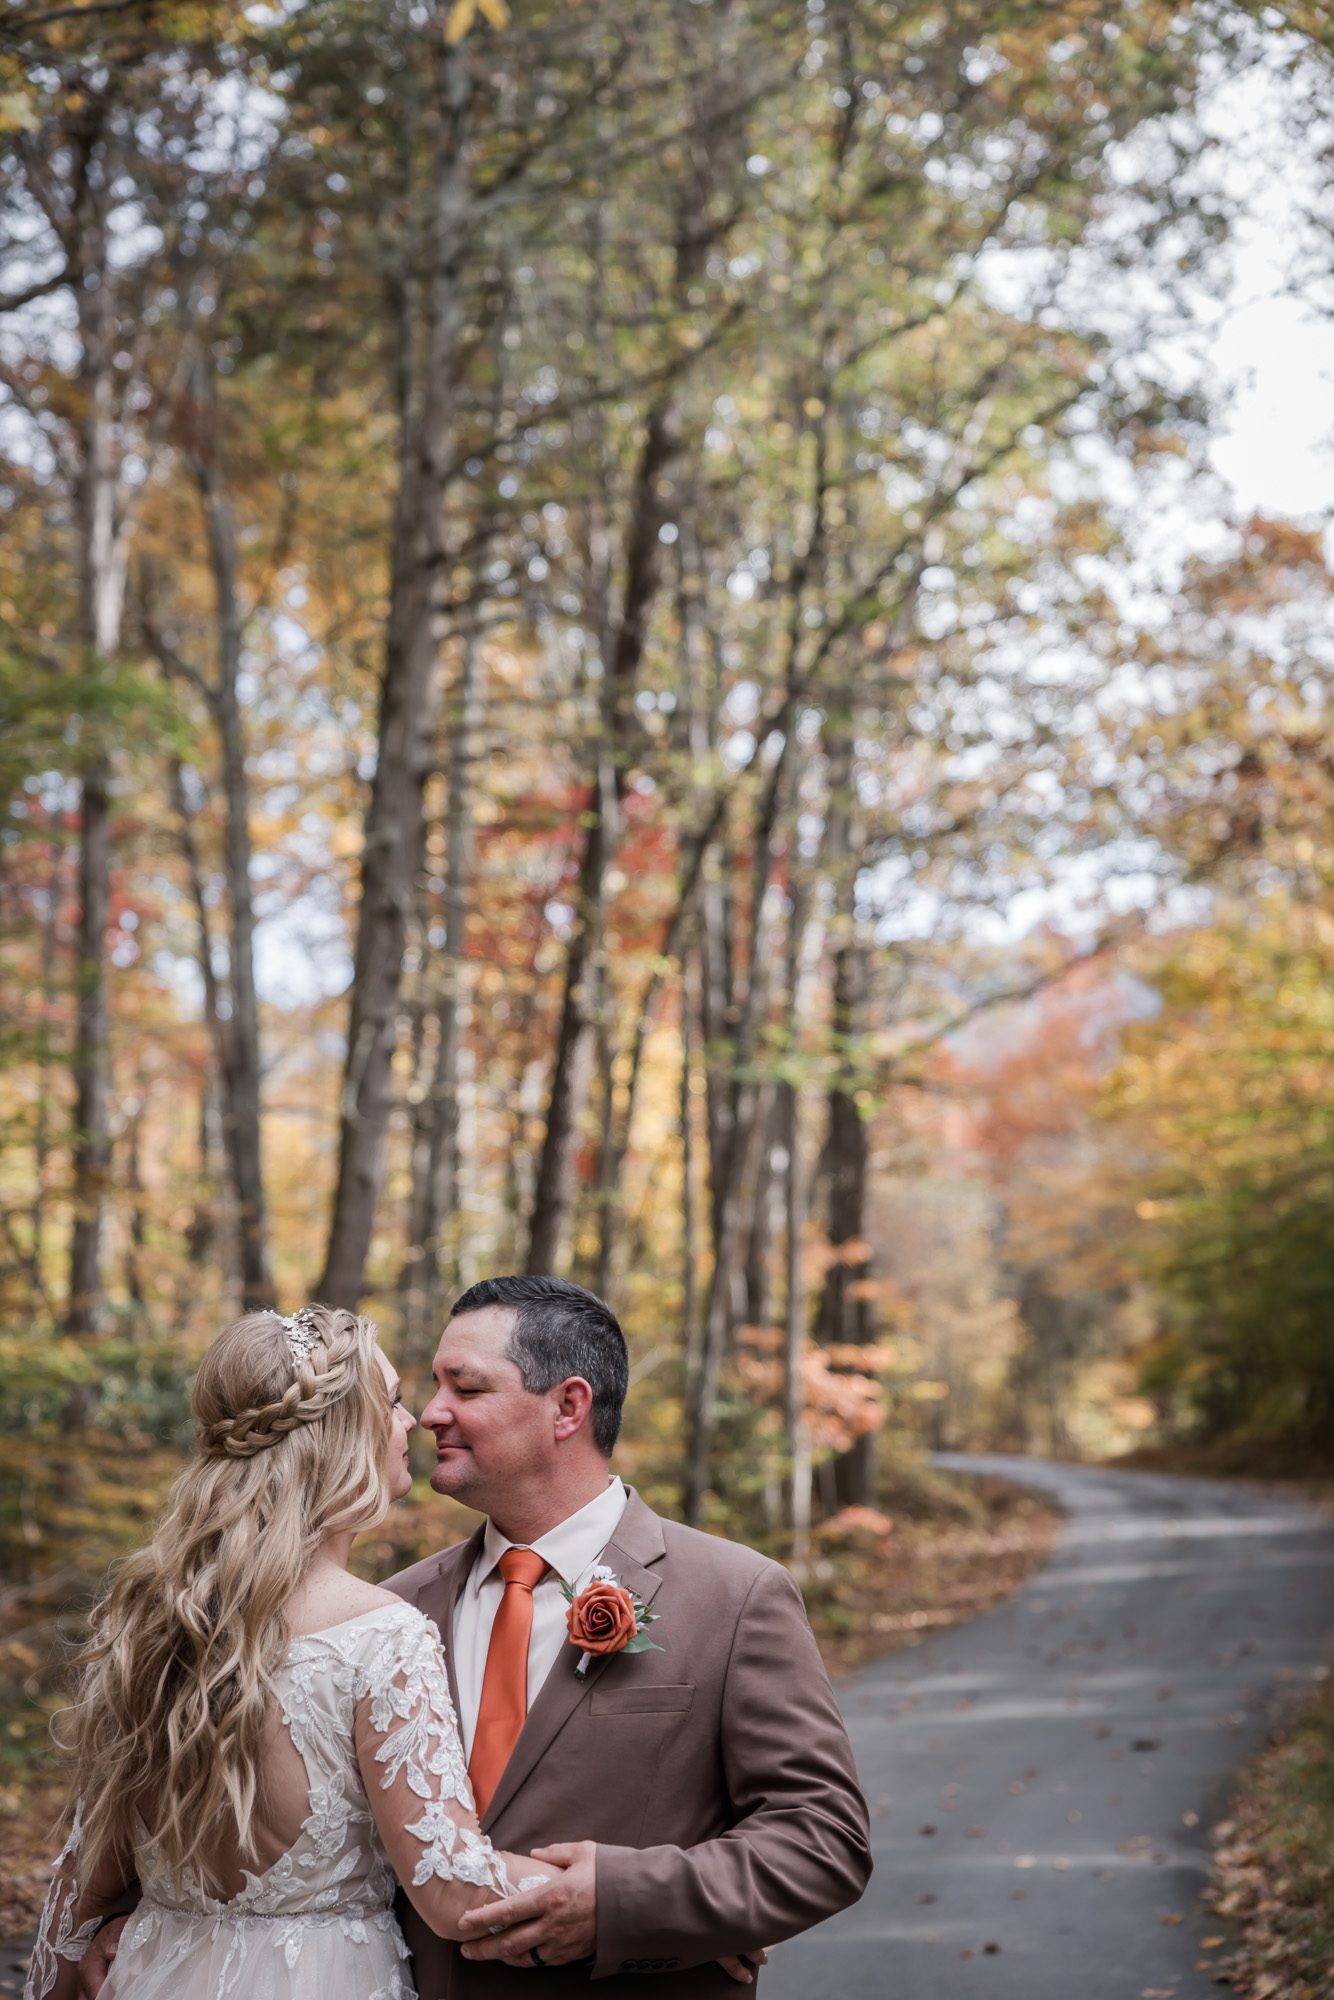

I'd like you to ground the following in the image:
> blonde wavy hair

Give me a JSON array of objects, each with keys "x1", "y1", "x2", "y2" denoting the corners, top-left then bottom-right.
[{"x1": 59, "y1": 1304, "x2": 393, "y2": 1893}]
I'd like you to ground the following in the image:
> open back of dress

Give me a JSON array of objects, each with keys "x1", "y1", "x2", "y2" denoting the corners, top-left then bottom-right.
[{"x1": 28, "y1": 1599, "x2": 511, "y2": 2000}]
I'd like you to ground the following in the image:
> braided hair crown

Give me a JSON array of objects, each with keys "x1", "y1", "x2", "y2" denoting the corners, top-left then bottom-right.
[{"x1": 195, "y1": 1304, "x2": 357, "y2": 1460}]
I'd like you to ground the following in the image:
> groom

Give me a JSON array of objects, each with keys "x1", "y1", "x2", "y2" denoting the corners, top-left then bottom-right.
[{"x1": 387, "y1": 1274, "x2": 870, "y2": 1997}]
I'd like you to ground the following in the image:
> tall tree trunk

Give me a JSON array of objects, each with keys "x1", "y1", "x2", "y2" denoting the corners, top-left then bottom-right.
[
  {"x1": 150, "y1": 366, "x2": 274, "y2": 1313},
  {"x1": 817, "y1": 924, "x2": 877, "y2": 1509},
  {"x1": 678, "y1": 950, "x2": 701, "y2": 1389},
  {"x1": 524, "y1": 396, "x2": 677, "y2": 1275},
  {"x1": 194, "y1": 417, "x2": 272, "y2": 1310},
  {"x1": 122, "y1": 1090, "x2": 146, "y2": 1307},
  {"x1": 681, "y1": 1068, "x2": 771, "y2": 1526},
  {"x1": 320, "y1": 51, "x2": 466, "y2": 1308},
  {"x1": 33, "y1": 834, "x2": 60, "y2": 1277},
  {"x1": 67, "y1": 240, "x2": 125, "y2": 1332},
  {"x1": 523, "y1": 753, "x2": 611, "y2": 1276},
  {"x1": 681, "y1": 588, "x2": 807, "y2": 1520},
  {"x1": 744, "y1": 1088, "x2": 781, "y2": 1329},
  {"x1": 782, "y1": 1072, "x2": 812, "y2": 1556},
  {"x1": 170, "y1": 765, "x2": 225, "y2": 1286},
  {"x1": 401, "y1": 625, "x2": 483, "y2": 1352},
  {"x1": 780, "y1": 872, "x2": 813, "y2": 1552}
]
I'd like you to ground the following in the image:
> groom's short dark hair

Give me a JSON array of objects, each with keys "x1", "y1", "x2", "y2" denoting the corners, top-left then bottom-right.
[{"x1": 449, "y1": 1275, "x2": 629, "y2": 1456}]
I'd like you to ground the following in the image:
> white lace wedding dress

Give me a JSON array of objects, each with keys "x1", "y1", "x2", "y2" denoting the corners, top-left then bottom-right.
[{"x1": 28, "y1": 1600, "x2": 521, "y2": 2000}]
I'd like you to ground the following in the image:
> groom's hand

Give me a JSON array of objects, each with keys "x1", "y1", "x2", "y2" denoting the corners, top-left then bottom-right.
[
  {"x1": 76, "y1": 1917, "x2": 128, "y2": 1999},
  {"x1": 458, "y1": 1840, "x2": 596, "y2": 1967}
]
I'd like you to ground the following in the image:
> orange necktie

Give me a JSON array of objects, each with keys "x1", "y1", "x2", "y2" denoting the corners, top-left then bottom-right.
[{"x1": 468, "y1": 1547, "x2": 549, "y2": 1816}]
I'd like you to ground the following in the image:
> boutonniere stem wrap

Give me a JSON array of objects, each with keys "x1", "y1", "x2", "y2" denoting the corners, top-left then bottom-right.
[{"x1": 563, "y1": 1563, "x2": 662, "y2": 1677}]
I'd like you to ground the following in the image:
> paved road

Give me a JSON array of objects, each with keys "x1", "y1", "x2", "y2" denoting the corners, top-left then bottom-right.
[{"x1": 767, "y1": 1455, "x2": 1334, "y2": 2000}]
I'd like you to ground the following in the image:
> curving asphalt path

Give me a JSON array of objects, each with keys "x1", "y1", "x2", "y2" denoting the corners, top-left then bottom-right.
[{"x1": 767, "y1": 1454, "x2": 1334, "y2": 2000}]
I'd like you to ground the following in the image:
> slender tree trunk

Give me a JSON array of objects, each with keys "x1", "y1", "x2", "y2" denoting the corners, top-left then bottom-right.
[
  {"x1": 697, "y1": 847, "x2": 734, "y2": 1236},
  {"x1": 818, "y1": 926, "x2": 877, "y2": 1508},
  {"x1": 67, "y1": 293, "x2": 124, "y2": 1331},
  {"x1": 781, "y1": 873, "x2": 813, "y2": 1553},
  {"x1": 523, "y1": 770, "x2": 610, "y2": 1275},
  {"x1": 122, "y1": 1092, "x2": 146, "y2": 1307},
  {"x1": 33, "y1": 836, "x2": 60, "y2": 1276},
  {"x1": 184, "y1": 1075, "x2": 221, "y2": 1276},
  {"x1": 743, "y1": 1088, "x2": 781, "y2": 1329},
  {"x1": 401, "y1": 627, "x2": 483, "y2": 1350},
  {"x1": 170, "y1": 775, "x2": 226, "y2": 1287},
  {"x1": 320, "y1": 52, "x2": 466, "y2": 1308},
  {"x1": 683, "y1": 757, "x2": 795, "y2": 1523},
  {"x1": 679, "y1": 951, "x2": 701, "y2": 1390},
  {"x1": 193, "y1": 423, "x2": 273, "y2": 1310},
  {"x1": 681, "y1": 1072, "x2": 770, "y2": 1525},
  {"x1": 682, "y1": 600, "x2": 805, "y2": 1518},
  {"x1": 782, "y1": 1073, "x2": 812, "y2": 1557},
  {"x1": 525, "y1": 395, "x2": 678, "y2": 1275}
]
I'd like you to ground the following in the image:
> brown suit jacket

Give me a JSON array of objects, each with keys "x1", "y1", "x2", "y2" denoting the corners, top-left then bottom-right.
[{"x1": 386, "y1": 1489, "x2": 871, "y2": 2000}]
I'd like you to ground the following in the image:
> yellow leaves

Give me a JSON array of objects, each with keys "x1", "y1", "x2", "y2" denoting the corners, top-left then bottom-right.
[
  {"x1": 327, "y1": 817, "x2": 363, "y2": 862},
  {"x1": 444, "y1": 0, "x2": 509, "y2": 44},
  {"x1": 0, "y1": 91, "x2": 39, "y2": 134}
]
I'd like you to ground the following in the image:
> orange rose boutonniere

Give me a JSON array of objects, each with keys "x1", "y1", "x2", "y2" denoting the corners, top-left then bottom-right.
[{"x1": 563, "y1": 1564, "x2": 662, "y2": 1676}]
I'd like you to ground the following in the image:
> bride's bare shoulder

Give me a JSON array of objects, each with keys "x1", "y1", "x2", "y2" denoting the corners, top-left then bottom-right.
[{"x1": 288, "y1": 1572, "x2": 405, "y2": 1638}]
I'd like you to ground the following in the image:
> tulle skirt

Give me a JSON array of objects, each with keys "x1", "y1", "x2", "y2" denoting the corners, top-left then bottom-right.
[{"x1": 102, "y1": 1898, "x2": 415, "y2": 2000}]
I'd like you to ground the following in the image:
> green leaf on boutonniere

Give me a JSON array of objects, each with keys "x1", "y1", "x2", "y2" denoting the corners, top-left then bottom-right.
[{"x1": 621, "y1": 1633, "x2": 665, "y2": 1654}]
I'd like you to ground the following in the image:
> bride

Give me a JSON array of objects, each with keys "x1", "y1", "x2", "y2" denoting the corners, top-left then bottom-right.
[{"x1": 25, "y1": 1303, "x2": 566, "y2": 2000}]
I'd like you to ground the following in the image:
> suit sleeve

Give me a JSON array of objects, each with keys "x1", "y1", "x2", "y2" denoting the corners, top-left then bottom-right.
[{"x1": 592, "y1": 1563, "x2": 872, "y2": 1977}]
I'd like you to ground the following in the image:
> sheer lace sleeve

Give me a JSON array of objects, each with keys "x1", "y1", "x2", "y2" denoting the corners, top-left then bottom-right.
[
  {"x1": 25, "y1": 1805, "x2": 133, "y2": 2000},
  {"x1": 353, "y1": 1608, "x2": 555, "y2": 1941}
]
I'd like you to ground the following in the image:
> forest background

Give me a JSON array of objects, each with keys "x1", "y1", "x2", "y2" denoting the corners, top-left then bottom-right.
[{"x1": 1, "y1": 0, "x2": 1333, "y2": 1914}]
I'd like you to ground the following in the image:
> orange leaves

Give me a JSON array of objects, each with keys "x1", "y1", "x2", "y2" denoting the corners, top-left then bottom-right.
[
  {"x1": 803, "y1": 1235, "x2": 872, "y2": 1282},
  {"x1": 729, "y1": 1324, "x2": 888, "y2": 1452},
  {"x1": 815, "y1": 1505, "x2": 895, "y2": 1547}
]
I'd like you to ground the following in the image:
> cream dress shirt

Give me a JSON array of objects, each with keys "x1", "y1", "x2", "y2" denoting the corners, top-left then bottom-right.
[{"x1": 451, "y1": 1476, "x2": 629, "y2": 1759}]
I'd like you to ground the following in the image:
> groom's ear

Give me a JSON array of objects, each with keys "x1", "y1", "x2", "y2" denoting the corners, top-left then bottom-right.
[{"x1": 551, "y1": 1375, "x2": 595, "y2": 1444}]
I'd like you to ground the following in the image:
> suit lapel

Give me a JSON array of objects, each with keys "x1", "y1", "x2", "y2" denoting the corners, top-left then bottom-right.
[
  {"x1": 481, "y1": 1489, "x2": 667, "y2": 1831},
  {"x1": 415, "y1": 1523, "x2": 485, "y2": 1720}
]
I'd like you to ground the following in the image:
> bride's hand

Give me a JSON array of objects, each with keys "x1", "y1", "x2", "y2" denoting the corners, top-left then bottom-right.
[
  {"x1": 717, "y1": 1947, "x2": 770, "y2": 1983},
  {"x1": 76, "y1": 1917, "x2": 128, "y2": 1999}
]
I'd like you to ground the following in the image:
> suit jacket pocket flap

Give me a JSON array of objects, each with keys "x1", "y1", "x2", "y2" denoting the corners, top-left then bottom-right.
[{"x1": 589, "y1": 1682, "x2": 695, "y2": 1715}]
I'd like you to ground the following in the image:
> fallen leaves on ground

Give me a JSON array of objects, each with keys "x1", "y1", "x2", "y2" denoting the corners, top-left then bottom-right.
[
  {"x1": 800, "y1": 1474, "x2": 1062, "y2": 1680},
  {"x1": 1206, "y1": 1670, "x2": 1334, "y2": 1999}
]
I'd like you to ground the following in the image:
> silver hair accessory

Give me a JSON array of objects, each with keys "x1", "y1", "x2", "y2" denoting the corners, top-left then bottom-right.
[{"x1": 280, "y1": 1307, "x2": 322, "y2": 1366}]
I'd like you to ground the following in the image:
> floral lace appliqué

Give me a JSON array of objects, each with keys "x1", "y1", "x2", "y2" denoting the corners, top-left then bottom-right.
[
  {"x1": 359, "y1": 1609, "x2": 511, "y2": 1897},
  {"x1": 24, "y1": 1804, "x2": 102, "y2": 2000}
]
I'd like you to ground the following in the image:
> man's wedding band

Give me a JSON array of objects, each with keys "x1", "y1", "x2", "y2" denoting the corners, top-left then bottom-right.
[{"x1": 530, "y1": 1947, "x2": 546, "y2": 1967}]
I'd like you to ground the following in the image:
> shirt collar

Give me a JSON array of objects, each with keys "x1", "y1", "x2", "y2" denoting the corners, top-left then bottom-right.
[{"x1": 472, "y1": 1476, "x2": 628, "y2": 1594}]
